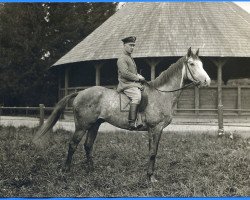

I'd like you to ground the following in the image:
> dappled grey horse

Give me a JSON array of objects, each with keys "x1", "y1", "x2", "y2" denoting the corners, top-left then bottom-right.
[{"x1": 33, "y1": 48, "x2": 211, "y2": 182}]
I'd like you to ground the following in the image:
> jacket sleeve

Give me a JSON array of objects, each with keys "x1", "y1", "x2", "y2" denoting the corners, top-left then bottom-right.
[{"x1": 117, "y1": 57, "x2": 140, "y2": 81}]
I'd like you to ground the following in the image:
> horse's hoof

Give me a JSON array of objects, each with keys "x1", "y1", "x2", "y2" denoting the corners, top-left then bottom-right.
[
  {"x1": 87, "y1": 164, "x2": 94, "y2": 172},
  {"x1": 86, "y1": 163, "x2": 94, "y2": 171},
  {"x1": 218, "y1": 128, "x2": 224, "y2": 136},
  {"x1": 150, "y1": 175, "x2": 158, "y2": 183},
  {"x1": 87, "y1": 167, "x2": 94, "y2": 173},
  {"x1": 129, "y1": 125, "x2": 143, "y2": 131},
  {"x1": 84, "y1": 160, "x2": 94, "y2": 173},
  {"x1": 62, "y1": 165, "x2": 70, "y2": 173},
  {"x1": 136, "y1": 124, "x2": 143, "y2": 129}
]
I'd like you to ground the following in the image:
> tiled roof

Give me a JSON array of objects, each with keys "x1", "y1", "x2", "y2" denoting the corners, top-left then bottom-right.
[{"x1": 53, "y1": 2, "x2": 250, "y2": 67}]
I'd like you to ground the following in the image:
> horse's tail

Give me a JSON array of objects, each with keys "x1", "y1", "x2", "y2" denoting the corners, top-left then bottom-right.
[{"x1": 32, "y1": 92, "x2": 78, "y2": 144}]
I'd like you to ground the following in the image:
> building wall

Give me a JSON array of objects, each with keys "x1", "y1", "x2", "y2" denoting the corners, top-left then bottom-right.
[
  {"x1": 58, "y1": 57, "x2": 250, "y2": 117},
  {"x1": 176, "y1": 85, "x2": 250, "y2": 116}
]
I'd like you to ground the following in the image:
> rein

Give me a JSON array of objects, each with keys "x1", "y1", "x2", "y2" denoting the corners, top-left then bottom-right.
[{"x1": 144, "y1": 61, "x2": 200, "y2": 93}]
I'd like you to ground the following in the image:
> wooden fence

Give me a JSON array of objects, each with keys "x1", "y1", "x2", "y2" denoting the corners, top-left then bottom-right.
[
  {"x1": 0, "y1": 104, "x2": 52, "y2": 126},
  {"x1": 175, "y1": 86, "x2": 250, "y2": 116},
  {"x1": 1, "y1": 85, "x2": 249, "y2": 129},
  {"x1": 59, "y1": 85, "x2": 250, "y2": 116}
]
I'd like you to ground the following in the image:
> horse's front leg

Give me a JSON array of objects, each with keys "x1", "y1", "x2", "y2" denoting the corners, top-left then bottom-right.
[{"x1": 147, "y1": 124, "x2": 164, "y2": 183}]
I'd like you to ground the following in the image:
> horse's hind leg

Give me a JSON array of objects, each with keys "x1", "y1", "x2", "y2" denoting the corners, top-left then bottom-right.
[
  {"x1": 84, "y1": 119, "x2": 102, "y2": 171},
  {"x1": 64, "y1": 127, "x2": 86, "y2": 172}
]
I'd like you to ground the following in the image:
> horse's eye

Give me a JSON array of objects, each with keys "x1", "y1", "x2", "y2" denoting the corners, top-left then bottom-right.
[{"x1": 189, "y1": 63, "x2": 194, "y2": 66}]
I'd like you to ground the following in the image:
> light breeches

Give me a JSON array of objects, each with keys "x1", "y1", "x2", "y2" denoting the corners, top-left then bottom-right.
[{"x1": 123, "y1": 87, "x2": 141, "y2": 104}]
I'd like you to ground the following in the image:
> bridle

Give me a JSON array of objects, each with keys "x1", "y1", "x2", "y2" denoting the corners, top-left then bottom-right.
[
  {"x1": 185, "y1": 60, "x2": 201, "y2": 86},
  {"x1": 144, "y1": 60, "x2": 201, "y2": 93}
]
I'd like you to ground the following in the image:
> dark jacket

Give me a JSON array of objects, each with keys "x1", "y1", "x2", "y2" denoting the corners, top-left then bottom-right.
[{"x1": 117, "y1": 51, "x2": 143, "y2": 92}]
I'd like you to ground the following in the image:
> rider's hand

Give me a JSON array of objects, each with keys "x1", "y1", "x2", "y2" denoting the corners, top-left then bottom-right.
[{"x1": 138, "y1": 74, "x2": 145, "y2": 81}]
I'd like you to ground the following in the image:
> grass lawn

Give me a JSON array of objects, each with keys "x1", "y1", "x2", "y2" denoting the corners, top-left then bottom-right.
[{"x1": 0, "y1": 125, "x2": 249, "y2": 197}]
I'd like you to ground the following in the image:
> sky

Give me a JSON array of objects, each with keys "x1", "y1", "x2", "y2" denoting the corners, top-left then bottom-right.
[
  {"x1": 234, "y1": 2, "x2": 250, "y2": 13},
  {"x1": 118, "y1": 2, "x2": 250, "y2": 13}
]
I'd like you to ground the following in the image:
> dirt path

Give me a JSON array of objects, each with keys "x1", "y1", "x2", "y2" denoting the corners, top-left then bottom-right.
[{"x1": 0, "y1": 116, "x2": 249, "y2": 138}]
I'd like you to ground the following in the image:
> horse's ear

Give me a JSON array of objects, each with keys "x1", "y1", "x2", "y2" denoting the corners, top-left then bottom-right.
[
  {"x1": 187, "y1": 47, "x2": 192, "y2": 57},
  {"x1": 196, "y1": 48, "x2": 199, "y2": 56}
]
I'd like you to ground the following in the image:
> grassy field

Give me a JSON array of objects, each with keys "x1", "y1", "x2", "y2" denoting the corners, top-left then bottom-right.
[{"x1": 0, "y1": 125, "x2": 249, "y2": 197}]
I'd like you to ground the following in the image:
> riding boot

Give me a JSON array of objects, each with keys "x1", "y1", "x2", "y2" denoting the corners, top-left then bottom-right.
[{"x1": 128, "y1": 103, "x2": 142, "y2": 130}]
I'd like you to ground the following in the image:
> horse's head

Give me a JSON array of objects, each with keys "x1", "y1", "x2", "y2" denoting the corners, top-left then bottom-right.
[{"x1": 184, "y1": 47, "x2": 211, "y2": 87}]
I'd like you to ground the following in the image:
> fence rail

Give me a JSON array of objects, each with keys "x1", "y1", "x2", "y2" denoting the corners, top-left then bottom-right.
[
  {"x1": 58, "y1": 85, "x2": 250, "y2": 116},
  {"x1": 0, "y1": 104, "x2": 53, "y2": 126},
  {"x1": 0, "y1": 105, "x2": 79, "y2": 126},
  {"x1": 1, "y1": 105, "x2": 250, "y2": 127}
]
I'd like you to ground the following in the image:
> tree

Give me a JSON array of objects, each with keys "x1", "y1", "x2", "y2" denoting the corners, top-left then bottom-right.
[
  {"x1": 44, "y1": 3, "x2": 118, "y2": 63},
  {"x1": 0, "y1": 3, "x2": 117, "y2": 106},
  {"x1": 0, "y1": 4, "x2": 50, "y2": 106}
]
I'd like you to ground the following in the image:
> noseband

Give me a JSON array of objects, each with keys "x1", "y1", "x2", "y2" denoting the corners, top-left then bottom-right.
[{"x1": 145, "y1": 60, "x2": 200, "y2": 93}]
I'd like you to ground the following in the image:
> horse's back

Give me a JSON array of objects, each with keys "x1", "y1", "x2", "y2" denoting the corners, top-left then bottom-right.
[
  {"x1": 73, "y1": 86, "x2": 118, "y2": 109},
  {"x1": 72, "y1": 86, "x2": 129, "y2": 126},
  {"x1": 73, "y1": 86, "x2": 117, "y2": 107}
]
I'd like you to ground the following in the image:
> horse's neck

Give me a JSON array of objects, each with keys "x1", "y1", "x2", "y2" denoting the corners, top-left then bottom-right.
[
  {"x1": 163, "y1": 75, "x2": 183, "y2": 91},
  {"x1": 154, "y1": 65, "x2": 185, "y2": 93},
  {"x1": 149, "y1": 63, "x2": 185, "y2": 108}
]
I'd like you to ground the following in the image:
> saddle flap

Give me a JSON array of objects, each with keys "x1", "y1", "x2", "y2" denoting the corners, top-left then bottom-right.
[
  {"x1": 119, "y1": 93, "x2": 130, "y2": 112},
  {"x1": 119, "y1": 90, "x2": 148, "y2": 112}
]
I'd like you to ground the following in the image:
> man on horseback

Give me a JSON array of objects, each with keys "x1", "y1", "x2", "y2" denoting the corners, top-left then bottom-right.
[
  {"x1": 34, "y1": 46, "x2": 211, "y2": 183},
  {"x1": 117, "y1": 36, "x2": 146, "y2": 130}
]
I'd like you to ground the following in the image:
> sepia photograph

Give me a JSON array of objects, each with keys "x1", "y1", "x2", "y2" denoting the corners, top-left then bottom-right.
[{"x1": 0, "y1": 2, "x2": 250, "y2": 197}]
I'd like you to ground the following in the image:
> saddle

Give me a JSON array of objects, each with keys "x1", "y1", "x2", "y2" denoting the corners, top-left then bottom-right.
[
  {"x1": 119, "y1": 89, "x2": 148, "y2": 127},
  {"x1": 119, "y1": 89, "x2": 148, "y2": 112}
]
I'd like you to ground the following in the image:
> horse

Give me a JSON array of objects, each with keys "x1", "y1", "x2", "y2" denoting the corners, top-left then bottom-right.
[{"x1": 33, "y1": 47, "x2": 211, "y2": 182}]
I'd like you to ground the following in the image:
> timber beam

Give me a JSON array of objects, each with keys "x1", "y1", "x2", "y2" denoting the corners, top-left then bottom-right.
[
  {"x1": 95, "y1": 63, "x2": 103, "y2": 86},
  {"x1": 145, "y1": 58, "x2": 162, "y2": 80},
  {"x1": 58, "y1": 70, "x2": 62, "y2": 101},
  {"x1": 64, "y1": 67, "x2": 69, "y2": 97},
  {"x1": 211, "y1": 58, "x2": 228, "y2": 135}
]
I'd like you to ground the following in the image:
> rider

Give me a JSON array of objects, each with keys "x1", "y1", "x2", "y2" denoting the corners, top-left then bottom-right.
[{"x1": 117, "y1": 36, "x2": 146, "y2": 130}]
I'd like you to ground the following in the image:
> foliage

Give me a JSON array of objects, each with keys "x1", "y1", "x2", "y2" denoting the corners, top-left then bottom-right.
[
  {"x1": 0, "y1": 126, "x2": 249, "y2": 197},
  {"x1": 0, "y1": 3, "x2": 117, "y2": 106},
  {"x1": 45, "y1": 3, "x2": 117, "y2": 64}
]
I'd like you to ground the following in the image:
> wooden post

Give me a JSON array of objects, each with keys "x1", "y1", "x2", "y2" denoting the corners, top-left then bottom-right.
[
  {"x1": 194, "y1": 87, "x2": 199, "y2": 115},
  {"x1": 0, "y1": 106, "x2": 2, "y2": 118},
  {"x1": 26, "y1": 106, "x2": 28, "y2": 116},
  {"x1": 64, "y1": 67, "x2": 69, "y2": 97},
  {"x1": 213, "y1": 58, "x2": 227, "y2": 135},
  {"x1": 151, "y1": 65, "x2": 156, "y2": 80},
  {"x1": 146, "y1": 58, "x2": 161, "y2": 80},
  {"x1": 39, "y1": 104, "x2": 45, "y2": 126},
  {"x1": 211, "y1": 58, "x2": 228, "y2": 135},
  {"x1": 95, "y1": 64, "x2": 102, "y2": 86},
  {"x1": 64, "y1": 67, "x2": 69, "y2": 108},
  {"x1": 238, "y1": 86, "x2": 242, "y2": 115},
  {"x1": 217, "y1": 64, "x2": 224, "y2": 135},
  {"x1": 58, "y1": 70, "x2": 62, "y2": 101}
]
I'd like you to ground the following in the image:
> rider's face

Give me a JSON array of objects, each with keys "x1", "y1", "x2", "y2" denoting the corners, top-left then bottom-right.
[{"x1": 124, "y1": 42, "x2": 135, "y2": 54}]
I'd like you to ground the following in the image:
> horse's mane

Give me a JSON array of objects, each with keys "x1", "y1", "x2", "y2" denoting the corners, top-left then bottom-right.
[{"x1": 149, "y1": 56, "x2": 186, "y2": 88}]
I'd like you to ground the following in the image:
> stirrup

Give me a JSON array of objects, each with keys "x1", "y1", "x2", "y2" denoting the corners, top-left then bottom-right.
[
  {"x1": 129, "y1": 121, "x2": 143, "y2": 130},
  {"x1": 136, "y1": 123, "x2": 143, "y2": 129},
  {"x1": 129, "y1": 121, "x2": 137, "y2": 130}
]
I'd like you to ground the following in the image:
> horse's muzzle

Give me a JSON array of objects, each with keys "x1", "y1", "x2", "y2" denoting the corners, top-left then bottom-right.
[{"x1": 200, "y1": 78, "x2": 211, "y2": 87}]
